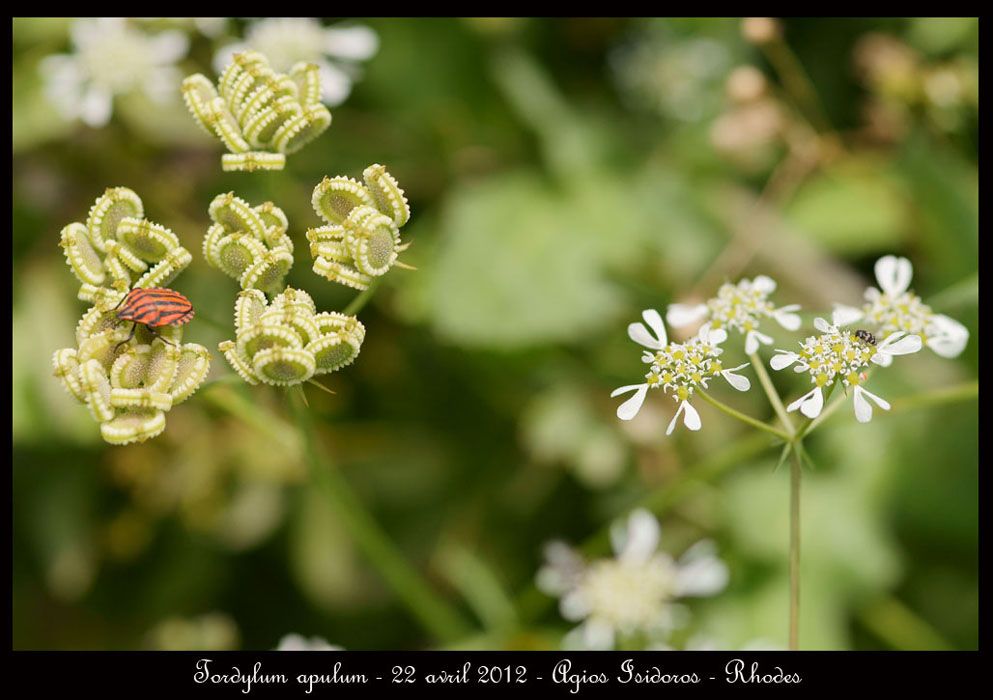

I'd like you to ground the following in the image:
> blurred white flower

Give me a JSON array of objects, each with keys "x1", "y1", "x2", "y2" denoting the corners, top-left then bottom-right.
[
  {"x1": 537, "y1": 509, "x2": 728, "y2": 650},
  {"x1": 611, "y1": 310, "x2": 750, "y2": 432},
  {"x1": 667, "y1": 276, "x2": 801, "y2": 355},
  {"x1": 213, "y1": 18, "x2": 378, "y2": 107},
  {"x1": 39, "y1": 18, "x2": 189, "y2": 127},
  {"x1": 276, "y1": 634, "x2": 343, "y2": 651},
  {"x1": 610, "y1": 28, "x2": 731, "y2": 122},
  {"x1": 771, "y1": 312, "x2": 922, "y2": 423},
  {"x1": 833, "y1": 255, "x2": 969, "y2": 360}
]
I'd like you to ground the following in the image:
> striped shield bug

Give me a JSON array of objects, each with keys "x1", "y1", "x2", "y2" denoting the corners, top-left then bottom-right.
[{"x1": 112, "y1": 287, "x2": 195, "y2": 352}]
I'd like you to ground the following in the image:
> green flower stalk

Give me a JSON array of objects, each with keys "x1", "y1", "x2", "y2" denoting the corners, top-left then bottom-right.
[
  {"x1": 219, "y1": 287, "x2": 365, "y2": 386},
  {"x1": 53, "y1": 302, "x2": 211, "y2": 445},
  {"x1": 182, "y1": 50, "x2": 332, "y2": 172},
  {"x1": 308, "y1": 164, "x2": 411, "y2": 290},
  {"x1": 203, "y1": 192, "x2": 293, "y2": 294},
  {"x1": 60, "y1": 187, "x2": 192, "y2": 302}
]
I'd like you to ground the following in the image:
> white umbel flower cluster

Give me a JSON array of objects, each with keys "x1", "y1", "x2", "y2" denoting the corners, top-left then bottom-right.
[
  {"x1": 40, "y1": 18, "x2": 189, "y2": 127},
  {"x1": 611, "y1": 310, "x2": 750, "y2": 434},
  {"x1": 771, "y1": 312, "x2": 923, "y2": 422},
  {"x1": 833, "y1": 255, "x2": 969, "y2": 361},
  {"x1": 537, "y1": 509, "x2": 728, "y2": 650},
  {"x1": 667, "y1": 276, "x2": 801, "y2": 354}
]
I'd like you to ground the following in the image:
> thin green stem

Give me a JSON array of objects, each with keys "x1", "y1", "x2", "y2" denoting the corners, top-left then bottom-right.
[
  {"x1": 696, "y1": 388, "x2": 791, "y2": 440},
  {"x1": 289, "y1": 388, "x2": 470, "y2": 643},
  {"x1": 342, "y1": 277, "x2": 382, "y2": 317},
  {"x1": 789, "y1": 443, "x2": 802, "y2": 651},
  {"x1": 749, "y1": 352, "x2": 794, "y2": 435},
  {"x1": 888, "y1": 380, "x2": 978, "y2": 412}
]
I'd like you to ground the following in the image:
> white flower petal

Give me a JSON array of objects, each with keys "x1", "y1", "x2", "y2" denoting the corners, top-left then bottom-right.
[
  {"x1": 560, "y1": 590, "x2": 591, "y2": 622},
  {"x1": 536, "y1": 541, "x2": 584, "y2": 595},
  {"x1": 773, "y1": 305, "x2": 802, "y2": 331},
  {"x1": 614, "y1": 509, "x2": 660, "y2": 563},
  {"x1": 642, "y1": 309, "x2": 668, "y2": 346},
  {"x1": 831, "y1": 304, "x2": 864, "y2": 327},
  {"x1": 787, "y1": 387, "x2": 822, "y2": 417},
  {"x1": 666, "y1": 303, "x2": 708, "y2": 328},
  {"x1": 853, "y1": 385, "x2": 890, "y2": 423},
  {"x1": 701, "y1": 324, "x2": 727, "y2": 345},
  {"x1": 79, "y1": 85, "x2": 113, "y2": 127},
  {"x1": 830, "y1": 309, "x2": 852, "y2": 329},
  {"x1": 628, "y1": 322, "x2": 663, "y2": 350},
  {"x1": 743, "y1": 331, "x2": 759, "y2": 355},
  {"x1": 871, "y1": 352, "x2": 894, "y2": 367},
  {"x1": 799, "y1": 387, "x2": 824, "y2": 418},
  {"x1": 148, "y1": 30, "x2": 190, "y2": 64},
  {"x1": 878, "y1": 331, "x2": 923, "y2": 356},
  {"x1": 675, "y1": 541, "x2": 729, "y2": 597},
  {"x1": 722, "y1": 366, "x2": 751, "y2": 392},
  {"x1": 746, "y1": 329, "x2": 772, "y2": 355},
  {"x1": 666, "y1": 409, "x2": 680, "y2": 435},
  {"x1": 323, "y1": 25, "x2": 380, "y2": 61},
  {"x1": 581, "y1": 619, "x2": 616, "y2": 650},
  {"x1": 927, "y1": 314, "x2": 969, "y2": 357},
  {"x1": 72, "y1": 18, "x2": 122, "y2": 50},
  {"x1": 814, "y1": 317, "x2": 834, "y2": 334},
  {"x1": 317, "y1": 60, "x2": 354, "y2": 107},
  {"x1": 612, "y1": 384, "x2": 649, "y2": 421},
  {"x1": 874, "y1": 255, "x2": 913, "y2": 296},
  {"x1": 680, "y1": 400, "x2": 702, "y2": 431},
  {"x1": 770, "y1": 351, "x2": 798, "y2": 371},
  {"x1": 751, "y1": 275, "x2": 777, "y2": 293}
]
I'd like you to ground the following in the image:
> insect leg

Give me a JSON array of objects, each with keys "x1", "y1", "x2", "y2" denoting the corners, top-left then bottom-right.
[
  {"x1": 113, "y1": 322, "x2": 138, "y2": 353},
  {"x1": 149, "y1": 326, "x2": 178, "y2": 348}
]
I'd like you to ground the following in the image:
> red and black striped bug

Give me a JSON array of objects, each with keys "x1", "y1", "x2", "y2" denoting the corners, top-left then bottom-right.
[{"x1": 111, "y1": 287, "x2": 195, "y2": 352}]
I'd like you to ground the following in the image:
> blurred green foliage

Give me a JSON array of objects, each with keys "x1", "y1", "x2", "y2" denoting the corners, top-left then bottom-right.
[{"x1": 13, "y1": 17, "x2": 976, "y2": 650}]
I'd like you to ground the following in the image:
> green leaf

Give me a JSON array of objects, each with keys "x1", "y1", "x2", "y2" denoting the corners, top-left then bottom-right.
[{"x1": 426, "y1": 173, "x2": 626, "y2": 348}]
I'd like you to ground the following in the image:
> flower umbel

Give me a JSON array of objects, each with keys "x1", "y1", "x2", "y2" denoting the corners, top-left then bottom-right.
[
  {"x1": 833, "y1": 255, "x2": 969, "y2": 361},
  {"x1": 308, "y1": 164, "x2": 412, "y2": 291},
  {"x1": 771, "y1": 312, "x2": 923, "y2": 422},
  {"x1": 182, "y1": 50, "x2": 332, "y2": 172},
  {"x1": 53, "y1": 302, "x2": 210, "y2": 445},
  {"x1": 611, "y1": 310, "x2": 750, "y2": 433},
  {"x1": 203, "y1": 192, "x2": 293, "y2": 294},
  {"x1": 60, "y1": 187, "x2": 193, "y2": 301},
  {"x1": 537, "y1": 509, "x2": 728, "y2": 649},
  {"x1": 219, "y1": 288, "x2": 365, "y2": 387},
  {"x1": 667, "y1": 276, "x2": 801, "y2": 354}
]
